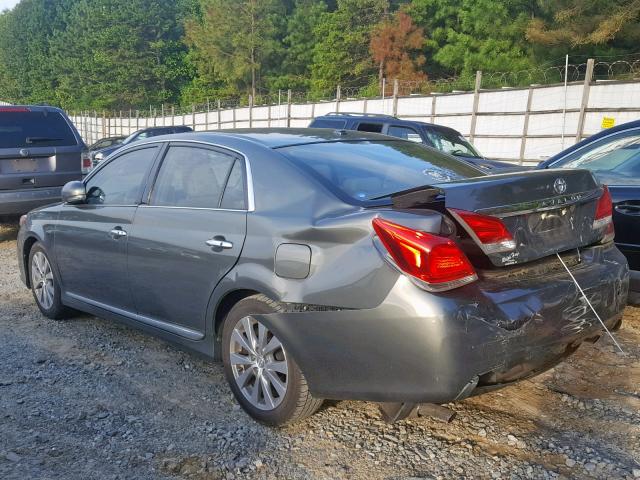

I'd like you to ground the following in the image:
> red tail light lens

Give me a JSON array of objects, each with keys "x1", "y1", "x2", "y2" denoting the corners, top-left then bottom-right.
[
  {"x1": 593, "y1": 185, "x2": 614, "y2": 241},
  {"x1": 449, "y1": 208, "x2": 515, "y2": 253},
  {"x1": 372, "y1": 218, "x2": 477, "y2": 291},
  {"x1": 593, "y1": 185, "x2": 613, "y2": 228},
  {"x1": 81, "y1": 152, "x2": 92, "y2": 174}
]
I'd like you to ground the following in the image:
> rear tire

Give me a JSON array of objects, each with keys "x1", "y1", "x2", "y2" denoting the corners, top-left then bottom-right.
[
  {"x1": 29, "y1": 243, "x2": 73, "y2": 320},
  {"x1": 221, "y1": 294, "x2": 323, "y2": 426}
]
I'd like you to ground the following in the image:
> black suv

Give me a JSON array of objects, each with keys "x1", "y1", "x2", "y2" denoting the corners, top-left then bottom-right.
[
  {"x1": 309, "y1": 113, "x2": 519, "y2": 171},
  {"x1": 0, "y1": 105, "x2": 86, "y2": 216},
  {"x1": 93, "y1": 125, "x2": 193, "y2": 165}
]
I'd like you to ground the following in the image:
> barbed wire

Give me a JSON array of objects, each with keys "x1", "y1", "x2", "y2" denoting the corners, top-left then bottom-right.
[{"x1": 54, "y1": 56, "x2": 640, "y2": 118}]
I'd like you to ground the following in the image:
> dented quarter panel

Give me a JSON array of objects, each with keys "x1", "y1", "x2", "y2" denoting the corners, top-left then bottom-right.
[{"x1": 248, "y1": 243, "x2": 628, "y2": 402}]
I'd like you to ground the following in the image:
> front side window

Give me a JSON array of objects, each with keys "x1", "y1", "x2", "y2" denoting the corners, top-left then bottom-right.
[
  {"x1": 388, "y1": 126, "x2": 423, "y2": 143},
  {"x1": 552, "y1": 129, "x2": 640, "y2": 186},
  {"x1": 85, "y1": 146, "x2": 158, "y2": 205},
  {"x1": 151, "y1": 146, "x2": 235, "y2": 208},
  {"x1": 425, "y1": 129, "x2": 481, "y2": 158},
  {"x1": 279, "y1": 140, "x2": 483, "y2": 203}
]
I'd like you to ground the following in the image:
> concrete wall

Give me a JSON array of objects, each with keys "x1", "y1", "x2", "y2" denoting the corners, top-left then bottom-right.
[{"x1": 70, "y1": 79, "x2": 640, "y2": 165}]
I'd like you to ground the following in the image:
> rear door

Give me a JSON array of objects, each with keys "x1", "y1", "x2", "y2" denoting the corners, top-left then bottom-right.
[
  {"x1": 0, "y1": 108, "x2": 81, "y2": 191},
  {"x1": 127, "y1": 143, "x2": 248, "y2": 338}
]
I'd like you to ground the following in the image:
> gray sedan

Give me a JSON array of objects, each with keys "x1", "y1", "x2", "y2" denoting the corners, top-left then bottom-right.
[{"x1": 17, "y1": 129, "x2": 629, "y2": 426}]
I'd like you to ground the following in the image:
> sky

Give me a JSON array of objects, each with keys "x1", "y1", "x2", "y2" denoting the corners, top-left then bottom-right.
[{"x1": 0, "y1": 0, "x2": 19, "y2": 12}]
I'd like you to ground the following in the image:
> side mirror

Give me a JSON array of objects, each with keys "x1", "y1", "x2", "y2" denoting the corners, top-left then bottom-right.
[{"x1": 61, "y1": 181, "x2": 86, "y2": 204}]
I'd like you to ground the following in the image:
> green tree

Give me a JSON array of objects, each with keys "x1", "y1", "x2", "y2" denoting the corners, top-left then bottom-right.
[
  {"x1": 310, "y1": 0, "x2": 389, "y2": 94},
  {"x1": 406, "y1": 0, "x2": 537, "y2": 78},
  {"x1": 268, "y1": 0, "x2": 328, "y2": 91},
  {"x1": 185, "y1": 0, "x2": 285, "y2": 99},
  {"x1": 51, "y1": 0, "x2": 190, "y2": 110},
  {"x1": 0, "y1": 0, "x2": 71, "y2": 104}
]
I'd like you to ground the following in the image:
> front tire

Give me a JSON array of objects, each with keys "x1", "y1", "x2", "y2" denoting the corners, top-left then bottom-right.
[
  {"x1": 29, "y1": 243, "x2": 72, "y2": 320},
  {"x1": 221, "y1": 294, "x2": 323, "y2": 426}
]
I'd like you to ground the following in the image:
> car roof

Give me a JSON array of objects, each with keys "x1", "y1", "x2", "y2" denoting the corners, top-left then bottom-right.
[
  {"x1": 1, "y1": 104, "x2": 66, "y2": 114},
  {"x1": 312, "y1": 113, "x2": 457, "y2": 133},
  {"x1": 146, "y1": 128, "x2": 404, "y2": 149},
  {"x1": 542, "y1": 118, "x2": 640, "y2": 167}
]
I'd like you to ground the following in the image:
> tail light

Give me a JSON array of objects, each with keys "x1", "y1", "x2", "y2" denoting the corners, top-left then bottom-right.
[
  {"x1": 448, "y1": 208, "x2": 516, "y2": 254},
  {"x1": 593, "y1": 185, "x2": 614, "y2": 242},
  {"x1": 81, "y1": 151, "x2": 92, "y2": 175},
  {"x1": 372, "y1": 218, "x2": 477, "y2": 292}
]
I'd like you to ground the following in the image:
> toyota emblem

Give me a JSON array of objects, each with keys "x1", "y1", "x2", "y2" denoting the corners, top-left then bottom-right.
[{"x1": 553, "y1": 178, "x2": 567, "y2": 195}]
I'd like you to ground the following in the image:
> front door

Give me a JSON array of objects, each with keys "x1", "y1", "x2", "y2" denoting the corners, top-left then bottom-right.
[
  {"x1": 54, "y1": 145, "x2": 160, "y2": 311},
  {"x1": 127, "y1": 144, "x2": 248, "y2": 337}
]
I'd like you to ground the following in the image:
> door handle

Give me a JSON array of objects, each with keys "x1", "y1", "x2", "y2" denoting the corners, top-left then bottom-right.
[
  {"x1": 206, "y1": 237, "x2": 233, "y2": 249},
  {"x1": 109, "y1": 227, "x2": 127, "y2": 239},
  {"x1": 615, "y1": 204, "x2": 640, "y2": 216}
]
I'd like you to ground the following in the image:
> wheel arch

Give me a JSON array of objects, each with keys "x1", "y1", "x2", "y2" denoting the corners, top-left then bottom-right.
[
  {"x1": 22, "y1": 235, "x2": 41, "y2": 288},
  {"x1": 212, "y1": 288, "x2": 263, "y2": 360}
]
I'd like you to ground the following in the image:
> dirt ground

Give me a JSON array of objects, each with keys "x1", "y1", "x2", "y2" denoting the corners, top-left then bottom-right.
[{"x1": 0, "y1": 222, "x2": 639, "y2": 480}]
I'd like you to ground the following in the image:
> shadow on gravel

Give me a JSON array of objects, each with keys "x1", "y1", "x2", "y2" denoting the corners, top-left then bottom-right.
[{"x1": 0, "y1": 219, "x2": 19, "y2": 242}]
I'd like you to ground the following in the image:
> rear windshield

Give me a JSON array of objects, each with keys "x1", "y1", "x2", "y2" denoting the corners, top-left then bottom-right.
[
  {"x1": 278, "y1": 140, "x2": 483, "y2": 203},
  {"x1": 0, "y1": 110, "x2": 78, "y2": 148}
]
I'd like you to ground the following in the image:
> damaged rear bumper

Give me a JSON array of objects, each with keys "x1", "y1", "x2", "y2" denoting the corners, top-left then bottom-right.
[{"x1": 255, "y1": 243, "x2": 629, "y2": 403}]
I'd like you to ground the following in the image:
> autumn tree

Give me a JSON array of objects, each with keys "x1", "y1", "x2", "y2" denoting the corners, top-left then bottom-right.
[{"x1": 370, "y1": 10, "x2": 427, "y2": 87}]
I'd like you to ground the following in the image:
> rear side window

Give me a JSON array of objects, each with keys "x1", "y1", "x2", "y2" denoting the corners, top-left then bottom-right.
[
  {"x1": 356, "y1": 122, "x2": 383, "y2": 133},
  {"x1": 279, "y1": 141, "x2": 483, "y2": 203},
  {"x1": 151, "y1": 146, "x2": 235, "y2": 208},
  {"x1": 388, "y1": 126, "x2": 423, "y2": 143},
  {"x1": 220, "y1": 160, "x2": 247, "y2": 209},
  {"x1": 85, "y1": 147, "x2": 158, "y2": 205},
  {"x1": 0, "y1": 110, "x2": 77, "y2": 148},
  {"x1": 310, "y1": 119, "x2": 347, "y2": 129}
]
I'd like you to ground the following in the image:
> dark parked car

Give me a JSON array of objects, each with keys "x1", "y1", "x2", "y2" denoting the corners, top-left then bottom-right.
[
  {"x1": 93, "y1": 125, "x2": 193, "y2": 165},
  {"x1": 539, "y1": 120, "x2": 640, "y2": 305},
  {"x1": 18, "y1": 129, "x2": 628, "y2": 425},
  {"x1": 309, "y1": 113, "x2": 523, "y2": 171},
  {"x1": 88, "y1": 135, "x2": 125, "y2": 152},
  {"x1": 0, "y1": 105, "x2": 87, "y2": 216}
]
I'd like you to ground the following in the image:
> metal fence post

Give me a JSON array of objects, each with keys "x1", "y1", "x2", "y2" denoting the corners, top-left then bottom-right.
[
  {"x1": 136, "y1": 110, "x2": 140, "y2": 132},
  {"x1": 102, "y1": 111, "x2": 106, "y2": 138},
  {"x1": 335, "y1": 85, "x2": 341, "y2": 113},
  {"x1": 469, "y1": 70, "x2": 482, "y2": 142},
  {"x1": 206, "y1": 99, "x2": 210, "y2": 129},
  {"x1": 217, "y1": 100, "x2": 221, "y2": 130},
  {"x1": 286, "y1": 89, "x2": 292, "y2": 127},
  {"x1": 171, "y1": 106, "x2": 175, "y2": 126},
  {"x1": 232, "y1": 105, "x2": 236, "y2": 128},
  {"x1": 519, "y1": 86, "x2": 534, "y2": 165},
  {"x1": 267, "y1": 104, "x2": 272, "y2": 127},
  {"x1": 392, "y1": 79, "x2": 399, "y2": 117},
  {"x1": 430, "y1": 95, "x2": 437, "y2": 124},
  {"x1": 576, "y1": 58, "x2": 595, "y2": 144},
  {"x1": 192, "y1": 105, "x2": 196, "y2": 130},
  {"x1": 93, "y1": 110, "x2": 97, "y2": 143},
  {"x1": 249, "y1": 95, "x2": 253, "y2": 128}
]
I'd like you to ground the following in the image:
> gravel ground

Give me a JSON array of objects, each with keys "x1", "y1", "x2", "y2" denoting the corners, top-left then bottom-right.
[{"x1": 1, "y1": 222, "x2": 639, "y2": 480}]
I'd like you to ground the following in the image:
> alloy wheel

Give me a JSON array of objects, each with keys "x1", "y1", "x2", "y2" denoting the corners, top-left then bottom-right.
[
  {"x1": 31, "y1": 251, "x2": 54, "y2": 310},
  {"x1": 229, "y1": 316, "x2": 289, "y2": 411}
]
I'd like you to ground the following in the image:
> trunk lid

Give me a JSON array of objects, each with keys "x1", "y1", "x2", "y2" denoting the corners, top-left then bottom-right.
[{"x1": 392, "y1": 169, "x2": 605, "y2": 267}]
